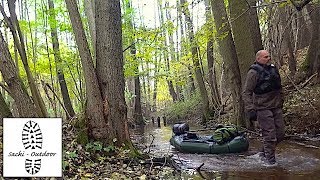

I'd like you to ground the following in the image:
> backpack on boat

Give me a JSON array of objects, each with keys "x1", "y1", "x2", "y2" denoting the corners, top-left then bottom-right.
[{"x1": 211, "y1": 126, "x2": 239, "y2": 145}]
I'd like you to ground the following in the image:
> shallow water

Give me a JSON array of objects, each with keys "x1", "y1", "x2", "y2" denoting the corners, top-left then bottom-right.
[{"x1": 131, "y1": 122, "x2": 320, "y2": 179}]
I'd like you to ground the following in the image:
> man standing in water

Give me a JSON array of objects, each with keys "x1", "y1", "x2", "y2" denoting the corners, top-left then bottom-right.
[{"x1": 242, "y1": 50, "x2": 285, "y2": 167}]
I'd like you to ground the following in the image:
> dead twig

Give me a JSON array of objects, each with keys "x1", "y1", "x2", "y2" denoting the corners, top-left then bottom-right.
[
  {"x1": 44, "y1": 81, "x2": 71, "y2": 119},
  {"x1": 239, "y1": 126, "x2": 261, "y2": 136},
  {"x1": 195, "y1": 162, "x2": 204, "y2": 172},
  {"x1": 300, "y1": 73, "x2": 317, "y2": 89}
]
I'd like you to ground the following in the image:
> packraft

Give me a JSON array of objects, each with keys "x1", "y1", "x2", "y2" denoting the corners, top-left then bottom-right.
[{"x1": 170, "y1": 123, "x2": 249, "y2": 154}]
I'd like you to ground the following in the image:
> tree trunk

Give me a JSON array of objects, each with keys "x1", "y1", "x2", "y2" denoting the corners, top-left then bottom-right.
[
  {"x1": 177, "y1": 1, "x2": 195, "y2": 95},
  {"x1": 248, "y1": 0, "x2": 264, "y2": 53},
  {"x1": 296, "y1": 10, "x2": 311, "y2": 49},
  {"x1": 279, "y1": 6, "x2": 296, "y2": 76},
  {"x1": 205, "y1": 0, "x2": 221, "y2": 110},
  {"x1": 95, "y1": 0, "x2": 130, "y2": 144},
  {"x1": 124, "y1": 0, "x2": 144, "y2": 125},
  {"x1": 84, "y1": 0, "x2": 96, "y2": 62},
  {"x1": 152, "y1": 57, "x2": 159, "y2": 112},
  {"x1": 48, "y1": 0, "x2": 75, "y2": 118},
  {"x1": 304, "y1": 4, "x2": 320, "y2": 77},
  {"x1": 133, "y1": 63, "x2": 144, "y2": 125},
  {"x1": 228, "y1": 0, "x2": 256, "y2": 85},
  {"x1": 65, "y1": 0, "x2": 110, "y2": 143},
  {"x1": 211, "y1": 0, "x2": 245, "y2": 127},
  {"x1": 0, "y1": 91, "x2": 12, "y2": 121},
  {"x1": 1, "y1": 1, "x2": 48, "y2": 117},
  {"x1": 165, "y1": 1, "x2": 178, "y2": 102},
  {"x1": 180, "y1": 0, "x2": 210, "y2": 122},
  {"x1": 0, "y1": 32, "x2": 38, "y2": 117}
]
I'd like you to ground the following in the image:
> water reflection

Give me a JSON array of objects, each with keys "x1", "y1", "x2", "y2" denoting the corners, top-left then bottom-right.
[{"x1": 131, "y1": 123, "x2": 320, "y2": 179}]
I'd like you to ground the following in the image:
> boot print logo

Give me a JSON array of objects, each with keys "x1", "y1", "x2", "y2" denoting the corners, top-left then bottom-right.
[
  {"x1": 22, "y1": 120, "x2": 43, "y2": 174},
  {"x1": 3, "y1": 118, "x2": 62, "y2": 177}
]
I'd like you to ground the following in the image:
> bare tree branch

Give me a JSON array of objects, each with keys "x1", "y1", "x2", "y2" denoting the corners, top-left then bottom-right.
[{"x1": 290, "y1": 0, "x2": 313, "y2": 11}]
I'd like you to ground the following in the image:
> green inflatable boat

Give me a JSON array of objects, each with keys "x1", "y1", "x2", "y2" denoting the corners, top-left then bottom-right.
[{"x1": 170, "y1": 123, "x2": 249, "y2": 154}]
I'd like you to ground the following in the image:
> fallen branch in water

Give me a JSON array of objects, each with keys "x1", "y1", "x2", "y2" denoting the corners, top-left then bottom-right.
[{"x1": 195, "y1": 163, "x2": 204, "y2": 172}]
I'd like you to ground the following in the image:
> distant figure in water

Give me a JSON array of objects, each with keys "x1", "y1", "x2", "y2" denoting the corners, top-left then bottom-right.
[{"x1": 242, "y1": 50, "x2": 285, "y2": 167}]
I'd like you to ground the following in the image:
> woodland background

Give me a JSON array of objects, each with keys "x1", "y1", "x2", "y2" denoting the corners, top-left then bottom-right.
[{"x1": 0, "y1": 0, "x2": 320, "y2": 177}]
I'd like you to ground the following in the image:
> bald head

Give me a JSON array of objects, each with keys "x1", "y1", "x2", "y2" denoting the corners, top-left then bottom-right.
[{"x1": 256, "y1": 50, "x2": 271, "y2": 65}]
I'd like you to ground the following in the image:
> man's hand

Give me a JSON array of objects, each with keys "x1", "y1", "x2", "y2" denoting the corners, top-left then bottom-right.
[{"x1": 248, "y1": 110, "x2": 257, "y2": 121}]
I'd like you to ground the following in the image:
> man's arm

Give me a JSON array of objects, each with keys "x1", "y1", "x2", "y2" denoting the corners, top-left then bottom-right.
[{"x1": 242, "y1": 69, "x2": 258, "y2": 112}]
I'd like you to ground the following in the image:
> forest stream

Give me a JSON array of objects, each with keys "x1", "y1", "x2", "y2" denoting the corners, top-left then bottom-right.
[{"x1": 131, "y1": 122, "x2": 320, "y2": 179}]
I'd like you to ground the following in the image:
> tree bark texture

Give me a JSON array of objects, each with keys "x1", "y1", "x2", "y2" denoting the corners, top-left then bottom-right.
[
  {"x1": 211, "y1": 0, "x2": 245, "y2": 127},
  {"x1": 0, "y1": 32, "x2": 38, "y2": 117},
  {"x1": 305, "y1": 4, "x2": 320, "y2": 77},
  {"x1": 279, "y1": 6, "x2": 296, "y2": 76},
  {"x1": 65, "y1": 0, "x2": 110, "y2": 143},
  {"x1": 84, "y1": 0, "x2": 96, "y2": 62},
  {"x1": 95, "y1": 0, "x2": 130, "y2": 144},
  {"x1": 229, "y1": 0, "x2": 256, "y2": 85},
  {"x1": 296, "y1": 10, "x2": 311, "y2": 49},
  {"x1": 0, "y1": 91, "x2": 12, "y2": 120},
  {"x1": 248, "y1": 0, "x2": 264, "y2": 53}
]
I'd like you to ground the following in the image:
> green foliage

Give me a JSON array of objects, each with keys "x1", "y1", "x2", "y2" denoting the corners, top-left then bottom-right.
[
  {"x1": 72, "y1": 115, "x2": 89, "y2": 145},
  {"x1": 278, "y1": 1, "x2": 290, "y2": 8},
  {"x1": 85, "y1": 141, "x2": 103, "y2": 151},
  {"x1": 65, "y1": 150, "x2": 78, "y2": 159},
  {"x1": 85, "y1": 141, "x2": 117, "y2": 155},
  {"x1": 164, "y1": 92, "x2": 202, "y2": 122}
]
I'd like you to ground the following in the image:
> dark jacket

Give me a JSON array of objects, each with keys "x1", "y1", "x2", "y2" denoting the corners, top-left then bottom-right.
[{"x1": 242, "y1": 63, "x2": 283, "y2": 111}]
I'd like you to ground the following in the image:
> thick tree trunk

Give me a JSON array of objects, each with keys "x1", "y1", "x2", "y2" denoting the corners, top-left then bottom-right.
[
  {"x1": 296, "y1": 10, "x2": 311, "y2": 49},
  {"x1": 211, "y1": 0, "x2": 245, "y2": 127},
  {"x1": 280, "y1": 7, "x2": 296, "y2": 76},
  {"x1": 181, "y1": 0, "x2": 210, "y2": 122},
  {"x1": 0, "y1": 32, "x2": 38, "y2": 117},
  {"x1": 65, "y1": 0, "x2": 110, "y2": 143},
  {"x1": 304, "y1": 4, "x2": 320, "y2": 78},
  {"x1": 229, "y1": 0, "x2": 256, "y2": 85},
  {"x1": 95, "y1": 0, "x2": 130, "y2": 144},
  {"x1": 248, "y1": 0, "x2": 264, "y2": 53},
  {"x1": 48, "y1": 0, "x2": 75, "y2": 118}
]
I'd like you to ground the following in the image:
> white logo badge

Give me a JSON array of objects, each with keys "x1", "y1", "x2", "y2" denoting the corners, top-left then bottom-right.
[{"x1": 3, "y1": 118, "x2": 62, "y2": 177}]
